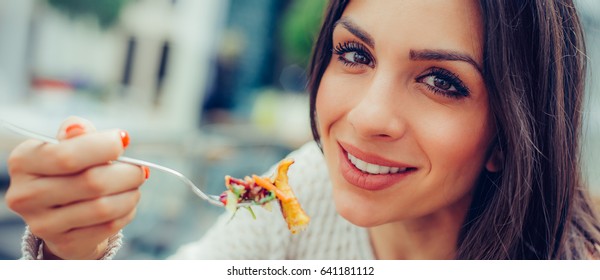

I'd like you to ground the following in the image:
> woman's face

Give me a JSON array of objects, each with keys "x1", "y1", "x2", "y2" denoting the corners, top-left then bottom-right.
[{"x1": 316, "y1": 0, "x2": 495, "y2": 226}]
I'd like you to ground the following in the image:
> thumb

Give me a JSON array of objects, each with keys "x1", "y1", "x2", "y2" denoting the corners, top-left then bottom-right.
[{"x1": 56, "y1": 116, "x2": 97, "y2": 141}]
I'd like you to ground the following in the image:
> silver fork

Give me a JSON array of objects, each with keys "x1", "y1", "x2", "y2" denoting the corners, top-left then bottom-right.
[{"x1": 0, "y1": 119, "x2": 252, "y2": 208}]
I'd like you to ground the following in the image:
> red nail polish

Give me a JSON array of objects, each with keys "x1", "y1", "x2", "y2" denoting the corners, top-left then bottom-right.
[
  {"x1": 65, "y1": 124, "x2": 84, "y2": 137},
  {"x1": 142, "y1": 166, "x2": 150, "y2": 180},
  {"x1": 120, "y1": 130, "x2": 130, "y2": 148}
]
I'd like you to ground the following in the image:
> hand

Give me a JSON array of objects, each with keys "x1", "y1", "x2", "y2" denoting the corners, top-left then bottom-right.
[{"x1": 5, "y1": 116, "x2": 148, "y2": 259}]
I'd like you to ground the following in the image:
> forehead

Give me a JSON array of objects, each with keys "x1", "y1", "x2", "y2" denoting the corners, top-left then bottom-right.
[{"x1": 340, "y1": 0, "x2": 484, "y2": 63}]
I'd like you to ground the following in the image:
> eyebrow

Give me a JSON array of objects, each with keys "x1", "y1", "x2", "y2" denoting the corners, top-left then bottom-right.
[
  {"x1": 410, "y1": 49, "x2": 482, "y2": 73},
  {"x1": 334, "y1": 17, "x2": 375, "y2": 48},
  {"x1": 334, "y1": 17, "x2": 482, "y2": 73}
]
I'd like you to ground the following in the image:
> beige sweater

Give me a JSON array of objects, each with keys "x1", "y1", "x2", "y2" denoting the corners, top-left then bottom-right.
[{"x1": 21, "y1": 141, "x2": 375, "y2": 260}]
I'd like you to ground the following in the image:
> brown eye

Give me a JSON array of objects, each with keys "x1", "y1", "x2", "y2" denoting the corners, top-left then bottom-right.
[
  {"x1": 416, "y1": 68, "x2": 470, "y2": 99},
  {"x1": 422, "y1": 76, "x2": 457, "y2": 92},
  {"x1": 352, "y1": 52, "x2": 371, "y2": 65},
  {"x1": 333, "y1": 41, "x2": 375, "y2": 68},
  {"x1": 433, "y1": 77, "x2": 452, "y2": 90},
  {"x1": 341, "y1": 51, "x2": 373, "y2": 67}
]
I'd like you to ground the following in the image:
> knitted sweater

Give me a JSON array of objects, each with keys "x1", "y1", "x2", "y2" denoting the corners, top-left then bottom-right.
[{"x1": 21, "y1": 141, "x2": 375, "y2": 260}]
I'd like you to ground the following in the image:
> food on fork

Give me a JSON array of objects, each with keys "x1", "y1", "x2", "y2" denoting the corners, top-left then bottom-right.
[{"x1": 219, "y1": 159, "x2": 310, "y2": 234}]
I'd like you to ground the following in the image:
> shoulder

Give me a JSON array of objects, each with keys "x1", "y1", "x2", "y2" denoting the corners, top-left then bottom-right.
[
  {"x1": 284, "y1": 141, "x2": 330, "y2": 197},
  {"x1": 286, "y1": 141, "x2": 324, "y2": 165},
  {"x1": 287, "y1": 141, "x2": 326, "y2": 174}
]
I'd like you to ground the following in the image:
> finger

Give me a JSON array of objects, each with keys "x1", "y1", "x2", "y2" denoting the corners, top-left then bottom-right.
[
  {"x1": 67, "y1": 208, "x2": 137, "y2": 246},
  {"x1": 9, "y1": 162, "x2": 147, "y2": 211},
  {"x1": 56, "y1": 116, "x2": 97, "y2": 140},
  {"x1": 30, "y1": 189, "x2": 141, "y2": 236},
  {"x1": 9, "y1": 129, "x2": 130, "y2": 176},
  {"x1": 45, "y1": 209, "x2": 137, "y2": 260}
]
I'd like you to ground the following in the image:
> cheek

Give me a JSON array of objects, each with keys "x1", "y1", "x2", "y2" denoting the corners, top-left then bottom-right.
[
  {"x1": 315, "y1": 69, "x2": 350, "y2": 138},
  {"x1": 420, "y1": 110, "x2": 494, "y2": 186},
  {"x1": 315, "y1": 68, "x2": 355, "y2": 190}
]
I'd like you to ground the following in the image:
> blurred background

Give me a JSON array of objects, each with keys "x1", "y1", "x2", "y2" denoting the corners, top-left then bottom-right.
[{"x1": 0, "y1": 0, "x2": 598, "y2": 259}]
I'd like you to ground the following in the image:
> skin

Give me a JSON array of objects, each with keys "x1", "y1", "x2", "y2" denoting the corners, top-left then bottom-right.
[
  {"x1": 5, "y1": 116, "x2": 145, "y2": 259},
  {"x1": 316, "y1": 0, "x2": 499, "y2": 259}
]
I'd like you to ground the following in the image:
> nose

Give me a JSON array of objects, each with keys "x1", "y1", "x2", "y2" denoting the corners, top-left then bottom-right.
[{"x1": 347, "y1": 74, "x2": 407, "y2": 141}]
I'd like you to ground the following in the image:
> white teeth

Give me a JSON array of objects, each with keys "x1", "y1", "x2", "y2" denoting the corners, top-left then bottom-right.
[
  {"x1": 378, "y1": 166, "x2": 391, "y2": 174},
  {"x1": 351, "y1": 154, "x2": 368, "y2": 170},
  {"x1": 347, "y1": 153, "x2": 408, "y2": 175},
  {"x1": 366, "y1": 163, "x2": 379, "y2": 174}
]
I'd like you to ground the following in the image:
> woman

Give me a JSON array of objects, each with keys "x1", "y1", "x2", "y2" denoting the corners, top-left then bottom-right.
[{"x1": 6, "y1": 0, "x2": 600, "y2": 259}]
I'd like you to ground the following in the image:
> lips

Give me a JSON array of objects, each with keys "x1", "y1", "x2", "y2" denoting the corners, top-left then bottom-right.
[{"x1": 338, "y1": 142, "x2": 416, "y2": 191}]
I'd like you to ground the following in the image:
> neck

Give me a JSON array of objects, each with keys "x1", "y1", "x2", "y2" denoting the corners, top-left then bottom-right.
[{"x1": 368, "y1": 196, "x2": 471, "y2": 260}]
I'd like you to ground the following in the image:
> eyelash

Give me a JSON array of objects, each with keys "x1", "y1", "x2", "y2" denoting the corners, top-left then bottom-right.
[
  {"x1": 332, "y1": 41, "x2": 374, "y2": 68},
  {"x1": 415, "y1": 68, "x2": 470, "y2": 99},
  {"x1": 332, "y1": 40, "x2": 470, "y2": 99}
]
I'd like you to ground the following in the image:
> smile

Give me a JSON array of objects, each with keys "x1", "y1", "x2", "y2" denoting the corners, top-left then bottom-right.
[
  {"x1": 338, "y1": 142, "x2": 416, "y2": 191},
  {"x1": 347, "y1": 153, "x2": 408, "y2": 174}
]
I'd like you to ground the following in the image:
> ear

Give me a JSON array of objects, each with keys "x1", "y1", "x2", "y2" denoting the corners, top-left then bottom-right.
[{"x1": 485, "y1": 145, "x2": 504, "y2": 173}]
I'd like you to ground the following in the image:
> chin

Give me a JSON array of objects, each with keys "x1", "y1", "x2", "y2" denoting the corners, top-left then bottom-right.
[{"x1": 331, "y1": 186, "x2": 388, "y2": 228}]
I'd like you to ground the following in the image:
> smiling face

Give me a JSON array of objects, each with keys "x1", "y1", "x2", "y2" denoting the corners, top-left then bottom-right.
[{"x1": 316, "y1": 0, "x2": 496, "y2": 227}]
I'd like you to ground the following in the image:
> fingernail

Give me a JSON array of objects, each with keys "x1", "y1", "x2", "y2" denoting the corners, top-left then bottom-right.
[
  {"x1": 65, "y1": 124, "x2": 85, "y2": 138},
  {"x1": 119, "y1": 130, "x2": 130, "y2": 148},
  {"x1": 142, "y1": 166, "x2": 150, "y2": 180}
]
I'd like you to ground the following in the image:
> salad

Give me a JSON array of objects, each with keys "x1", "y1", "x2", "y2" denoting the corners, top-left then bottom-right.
[{"x1": 219, "y1": 159, "x2": 310, "y2": 234}]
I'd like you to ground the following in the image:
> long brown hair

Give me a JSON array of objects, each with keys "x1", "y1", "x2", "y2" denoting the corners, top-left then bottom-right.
[{"x1": 307, "y1": 0, "x2": 600, "y2": 259}]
